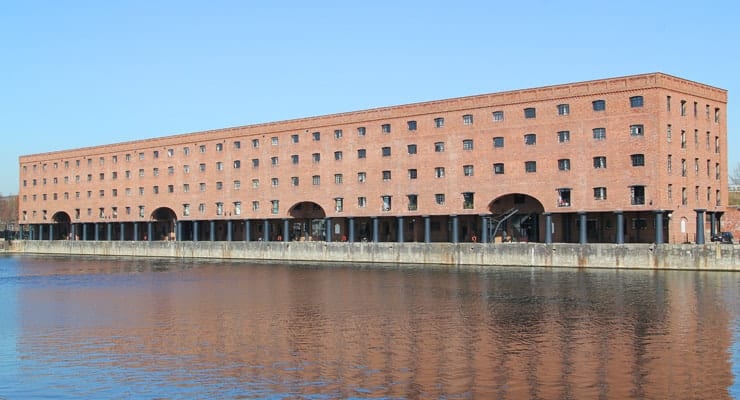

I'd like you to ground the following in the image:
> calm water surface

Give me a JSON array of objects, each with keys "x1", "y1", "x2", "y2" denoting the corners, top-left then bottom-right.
[{"x1": 0, "y1": 255, "x2": 738, "y2": 399}]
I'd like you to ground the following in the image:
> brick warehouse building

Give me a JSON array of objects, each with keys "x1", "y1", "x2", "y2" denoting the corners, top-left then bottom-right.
[{"x1": 18, "y1": 73, "x2": 728, "y2": 245}]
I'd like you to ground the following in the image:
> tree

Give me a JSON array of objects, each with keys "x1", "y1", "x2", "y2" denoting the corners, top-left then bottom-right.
[{"x1": 731, "y1": 162, "x2": 740, "y2": 185}]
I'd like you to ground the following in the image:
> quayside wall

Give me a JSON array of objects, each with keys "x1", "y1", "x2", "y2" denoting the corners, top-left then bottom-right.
[{"x1": 7, "y1": 240, "x2": 739, "y2": 271}]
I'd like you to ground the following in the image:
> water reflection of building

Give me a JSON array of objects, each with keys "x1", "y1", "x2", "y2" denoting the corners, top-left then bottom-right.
[
  {"x1": 17, "y1": 260, "x2": 736, "y2": 398},
  {"x1": 18, "y1": 73, "x2": 728, "y2": 245}
]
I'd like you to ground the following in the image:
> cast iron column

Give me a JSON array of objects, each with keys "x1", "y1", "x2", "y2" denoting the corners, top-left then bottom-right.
[
  {"x1": 451, "y1": 215, "x2": 459, "y2": 244},
  {"x1": 423, "y1": 215, "x2": 431, "y2": 243},
  {"x1": 654, "y1": 210, "x2": 664, "y2": 244},
  {"x1": 263, "y1": 219, "x2": 270, "y2": 242},
  {"x1": 348, "y1": 217, "x2": 355, "y2": 243},
  {"x1": 578, "y1": 211, "x2": 587, "y2": 244},
  {"x1": 193, "y1": 221, "x2": 199, "y2": 242},
  {"x1": 244, "y1": 220, "x2": 250, "y2": 242},
  {"x1": 544, "y1": 212, "x2": 552, "y2": 244},
  {"x1": 227, "y1": 220, "x2": 233, "y2": 242},
  {"x1": 372, "y1": 217, "x2": 379, "y2": 243},
  {"x1": 283, "y1": 219, "x2": 290, "y2": 242},
  {"x1": 695, "y1": 208, "x2": 706, "y2": 244}
]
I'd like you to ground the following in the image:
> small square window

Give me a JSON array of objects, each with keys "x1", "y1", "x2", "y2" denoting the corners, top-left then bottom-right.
[
  {"x1": 463, "y1": 165, "x2": 474, "y2": 176},
  {"x1": 407, "y1": 121, "x2": 417, "y2": 131},
  {"x1": 630, "y1": 96, "x2": 644, "y2": 108},
  {"x1": 492, "y1": 111, "x2": 504, "y2": 121},
  {"x1": 334, "y1": 174, "x2": 343, "y2": 184},
  {"x1": 291, "y1": 154, "x2": 299, "y2": 164},
  {"x1": 216, "y1": 143, "x2": 223, "y2": 152},
  {"x1": 557, "y1": 104, "x2": 570, "y2": 116},
  {"x1": 462, "y1": 114, "x2": 473, "y2": 125},
  {"x1": 271, "y1": 137, "x2": 278, "y2": 145},
  {"x1": 524, "y1": 134, "x2": 536, "y2": 145},
  {"x1": 558, "y1": 131, "x2": 570, "y2": 143},
  {"x1": 594, "y1": 187, "x2": 607, "y2": 200},
  {"x1": 435, "y1": 193, "x2": 445, "y2": 205},
  {"x1": 381, "y1": 124, "x2": 391, "y2": 133},
  {"x1": 525, "y1": 161, "x2": 537, "y2": 173},
  {"x1": 558, "y1": 159, "x2": 570, "y2": 171},
  {"x1": 493, "y1": 163, "x2": 504, "y2": 174},
  {"x1": 593, "y1": 128, "x2": 606, "y2": 140},
  {"x1": 334, "y1": 129, "x2": 343, "y2": 139},
  {"x1": 334, "y1": 151, "x2": 343, "y2": 161},
  {"x1": 630, "y1": 124, "x2": 644, "y2": 136},
  {"x1": 312, "y1": 132, "x2": 320, "y2": 141},
  {"x1": 493, "y1": 137, "x2": 504, "y2": 148},
  {"x1": 593, "y1": 156, "x2": 607, "y2": 169},
  {"x1": 382, "y1": 170, "x2": 391, "y2": 181},
  {"x1": 408, "y1": 169, "x2": 417, "y2": 179},
  {"x1": 524, "y1": 108, "x2": 536, "y2": 119},
  {"x1": 593, "y1": 100, "x2": 606, "y2": 111},
  {"x1": 631, "y1": 154, "x2": 645, "y2": 167},
  {"x1": 434, "y1": 117, "x2": 445, "y2": 128},
  {"x1": 462, "y1": 139, "x2": 473, "y2": 150},
  {"x1": 434, "y1": 142, "x2": 445, "y2": 152},
  {"x1": 291, "y1": 134, "x2": 299, "y2": 143},
  {"x1": 357, "y1": 126, "x2": 366, "y2": 136},
  {"x1": 382, "y1": 147, "x2": 391, "y2": 157},
  {"x1": 357, "y1": 149, "x2": 366, "y2": 159},
  {"x1": 407, "y1": 144, "x2": 417, "y2": 154}
]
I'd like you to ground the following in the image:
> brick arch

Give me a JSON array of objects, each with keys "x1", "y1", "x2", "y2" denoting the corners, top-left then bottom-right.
[
  {"x1": 151, "y1": 207, "x2": 177, "y2": 241},
  {"x1": 487, "y1": 193, "x2": 544, "y2": 243},
  {"x1": 488, "y1": 193, "x2": 544, "y2": 214},
  {"x1": 288, "y1": 202, "x2": 326, "y2": 219}
]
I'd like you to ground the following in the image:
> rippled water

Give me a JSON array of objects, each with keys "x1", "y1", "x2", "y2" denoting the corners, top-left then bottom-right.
[{"x1": 0, "y1": 255, "x2": 738, "y2": 399}]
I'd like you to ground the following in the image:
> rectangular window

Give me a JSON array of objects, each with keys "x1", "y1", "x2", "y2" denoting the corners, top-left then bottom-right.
[
  {"x1": 681, "y1": 130, "x2": 686, "y2": 148},
  {"x1": 557, "y1": 131, "x2": 570, "y2": 143},
  {"x1": 630, "y1": 124, "x2": 644, "y2": 136},
  {"x1": 593, "y1": 128, "x2": 606, "y2": 140},
  {"x1": 358, "y1": 197, "x2": 367, "y2": 208},
  {"x1": 434, "y1": 142, "x2": 445, "y2": 152},
  {"x1": 334, "y1": 151, "x2": 343, "y2": 161},
  {"x1": 382, "y1": 170, "x2": 392, "y2": 181},
  {"x1": 291, "y1": 134, "x2": 299, "y2": 144},
  {"x1": 631, "y1": 154, "x2": 645, "y2": 166},
  {"x1": 334, "y1": 174, "x2": 343, "y2": 184},
  {"x1": 434, "y1": 117, "x2": 445, "y2": 128},
  {"x1": 312, "y1": 175, "x2": 320, "y2": 185},
  {"x1": 234, "y1": 180, "x2": 241, "y2": 190},
  {"x1": 270, "y1": 137, "x2": 278, "y2": 146},
  {"x1": 407, "y1": 194, "x2": 418, "y2": 211},
  {"x1": 334, "y1": 198, "x2": 343, "y2": 213},
  {"x1": 715, "y1": 108, "x2": 720, "y2": 123},
  {"x1": 233, "y1": 141, "x2": 241, "y2": 150},
  {"x1": 630, "y1": 96, "x2": 644, "y2": 108},
  {"x1": 667, "y1": 96, "x2": 671, "y2": 111},
  {"x1": 557, "y1": 104, "x2": 570, "y2": 116},
  {"x1": 525, "y1": 161, "x2": 537, "y2": 173},
  {"x1": 463, "y1": 165, "x2": 474, "y2": 176},
  {"x1": 199, "y1": 163, "x2": 206, "y2": 172},
  {"x1": 492, "y1": 111, "x2": 504, "y2": 121},
  {"x1": 252, "y1": 179, "x2": 259, "y2": 188},
  {"x1": 681, "y1": 159, "x2": 687, "y2": 177},
  {"x1": 524, "y1": 134, "x2": 536, "y2": 145},
  {"x1": 334, "y1": 129, "x2": 343, "y2": 139},
  {"x1": 233, "y1": 160, "x2": 241, "y2": 169},
  {"x1": 381, "y1": 124, "x2": 391, "y2": 133},
  {"x1": 558, "y1": 159, "x2": 570, "y2": 171},
  {"x1": 358, "y1": 172, "x2": 366, "y2": 183},
  {"x1": 667, "y1": 184, "x2": 672, "y2": 200},
  {"x1": 312, "y1": 131, "x2": 320, "y2": 141},
  {"x1": 462, "y1": 139, "x2": 473, "y2": 150},
  {"x1": 631, "y1": 185, "x2": 646, "y2": 205},
  {"x1": 381, "y1": 195, "x2": 392, "y2": 211},
  {"x1": 434, "y1": 167, "x2": 445, "y2": 178},
  {"x1": 199, "y1": 183, "x2": 206, "y2": 192},
  {"x1": 407, "y1": 144, "x2": 417, "y2": 154},
  {"x1": 271, "y1": 178, "x2": 278, "y2": 187},
  {"x1": 199, "y1": 145, "x2": 206, "y2": 153},
  {"x1": 557, "y1": 189, "x2": 571, "y2": 207},
  {"x1": 462, "y1": 192, "x2": 474, "y2": 209},
  {"x1": 694, "y1": 101, "x2": 698, "y2": 117},
  {"x1": 435, "y1": 193, "x2": 445, "y2": 205},
  {"x1": 667, "y1": 124, "x2": 672, "y2": 142},
  {"x1": 271, "y1": 200, "x2": 279, "y2": 214},
  {"x1": 183, "y1": 183, "x2": 190, "y2": 193},
  {"x1": 715, "y1": 136, "x2": 720, "y2": 153},
  {"x1": 667, "y1": 155, "x2": 672, "y2": 173},
  {"x1": 381, "y1": 147, "x2": 391, "y2": 157},
  {"x1": 312, "y1": 153, "x2": 320, "y2": 163},
  {"x1": 252, "y1": 201, "x2": 259, "y2": 211},
  {"x1": 493, "y1": 137, "x2": 504, "y2": 148},
  {"x1": 216, "y1": 143, "x2": 223, "y2": 152},
  {"x1": 493, "y1": 163, "x2": 504, "y2": 174},
  {"x1": 357, "y1": 126, "x2": 366, "y2": 136},
  {"x1": 216, "y1": 161, "x2": 224, "y2": 170},
  {"x1": 694, "y1": 158, "x2": 699, "y2": 175},
  {"x1": 592, "y1": 100, "x2": 605, "y2": 111},
  {"x1": 680, "y1": 100, "x2": 687, "y2": 116},
  {"x1": 463, "y1": 114, "x2": 474, "y2": 125},
  {"x1": 524, "y1": 107, "x2": 536, "y2": 118},
  {"x1": 291, "y1": 177, "x2": 299, "y2": 186},
  {"x1": 408, "y1": 169, "x2": 417, "y2": 179},
  {"x1": 593, "y1": 156, "x2": 606, "y2": 169},
  {"x1": 291, "y1": 154, "x2": 299, "y2": 164},
  {"x1": 357, "y1": 149, "x2": 366, "y2": 159},
  {"x1": 234, "y1": 202, "x2": 241, "y2": 216},
  {"x1": 216, "y1": 202, "x2": 224, "y2": 216},
  {"x1": 681, "y1": 187, "x2": 688, "y2": 206},
  {"x1": 407, "y1": 120, "x2": 417, "y2": 131},
  {"x1": 594, "y1": 187, "x2": 607, "y2": 200}
]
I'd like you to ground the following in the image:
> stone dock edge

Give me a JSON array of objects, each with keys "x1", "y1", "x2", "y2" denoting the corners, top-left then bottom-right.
[{"x1": 4, "y1": 240, "x2": 739, "y2": 271}]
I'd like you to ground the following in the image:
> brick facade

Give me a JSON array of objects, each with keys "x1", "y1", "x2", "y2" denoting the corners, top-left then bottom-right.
[{"x1": 18, "y1": 73, "x2": 728, "y2": 243}]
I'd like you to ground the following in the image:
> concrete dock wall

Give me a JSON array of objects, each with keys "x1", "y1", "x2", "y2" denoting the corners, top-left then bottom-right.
[{"x1": 8, "y1": 240, "x2": 739, "y2": 270}]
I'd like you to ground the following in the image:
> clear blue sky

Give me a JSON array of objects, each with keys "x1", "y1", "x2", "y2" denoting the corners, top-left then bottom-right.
[{"x1": 1, "y1": 0, "x2": 737, "y2": 195}]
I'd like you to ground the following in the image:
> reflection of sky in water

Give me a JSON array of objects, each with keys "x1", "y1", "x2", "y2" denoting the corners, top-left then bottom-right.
[{"x1": 0, "y1": 257, "x2": 19, "y2": 394}]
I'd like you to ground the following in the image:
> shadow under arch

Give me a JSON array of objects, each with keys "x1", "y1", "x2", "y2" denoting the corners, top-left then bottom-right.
[
  {"x1": 151, "y1": 207, "x2": 177, "y2": 241},
  {"x1": 487, "y1": 193, "x2": 545, "y2": 242},
  {"x1": 52, "y1": 211, "x2": 72, "y2": 240},
  {"x1": 288, "y1": 201, "x2": 327, "y2": 241}
]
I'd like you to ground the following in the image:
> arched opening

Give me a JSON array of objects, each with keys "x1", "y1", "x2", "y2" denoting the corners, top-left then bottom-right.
[
  {"x1": 288, "y1": 202, "x2": 326, "y2": 241},
  {"x1": 151, "y1": 207, "x2": 177, "y2": 241},
  {"x1": 488, "y1": 194, "x2": 545, "y2": 242},
  {"x1": 52, "y1": 211, "x2": 72, "y2": 240}
]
